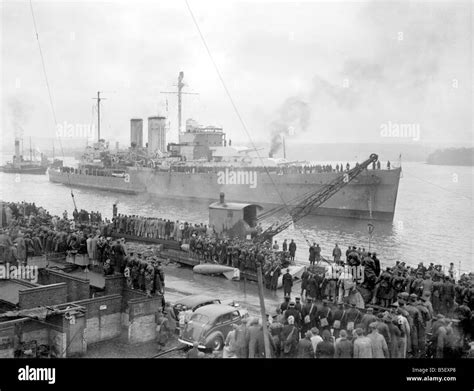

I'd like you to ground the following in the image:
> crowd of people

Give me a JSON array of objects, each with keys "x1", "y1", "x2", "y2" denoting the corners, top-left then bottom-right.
[
  {"x1": 2, "y1": 201, "x2": 473, "y2": 359},
  {"x1": 166, "y1": 160, "x2": 390, "y2": 175},
  {"x1": 110, "y1": 213, "x2": 296, "y2": 279},
  {"x1": 0, "y1": 201, "x2": 165, "y2": 298},
  {"x1": 220, "y1": 288, "x2": 473, "y2": 358},
  {"x1": 215, "y1": 243, "x2": 473, "y2": 359}
]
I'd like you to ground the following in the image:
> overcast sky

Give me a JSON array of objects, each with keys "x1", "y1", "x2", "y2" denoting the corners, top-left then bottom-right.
[{"x1": 1, "y1": 0, "x2": 472, "y2": 150}]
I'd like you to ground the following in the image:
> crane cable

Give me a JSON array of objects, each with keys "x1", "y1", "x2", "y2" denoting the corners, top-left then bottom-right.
[
  {"x1": 185, "y1": 0, "x2": 315, "y2": 244},
  {"x1": 29, "y1": 0, "x2": 78, "y2": 212}
]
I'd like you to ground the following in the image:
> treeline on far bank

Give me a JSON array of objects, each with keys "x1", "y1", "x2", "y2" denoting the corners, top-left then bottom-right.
[{"x1": 426, "y1": 147, "x2": 474, "y2": 166}]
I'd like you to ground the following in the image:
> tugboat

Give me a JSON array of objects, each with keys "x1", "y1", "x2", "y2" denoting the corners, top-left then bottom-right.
[{"x1": 0, "y1": 139, "x2": 48, "y2": 175}]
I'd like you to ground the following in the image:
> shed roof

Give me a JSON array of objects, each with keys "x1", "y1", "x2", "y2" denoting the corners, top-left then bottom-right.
[{"x1": 209, "y1": 202, "x2": 263, "y2": 211}]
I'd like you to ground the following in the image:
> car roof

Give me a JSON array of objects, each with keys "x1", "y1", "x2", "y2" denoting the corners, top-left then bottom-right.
[
  {"x1": 193, "y1": 304, "x2": 240, "y2": 319},
  {"x1": 175, "y1": 295, "x2": 220, "y2": 308}
]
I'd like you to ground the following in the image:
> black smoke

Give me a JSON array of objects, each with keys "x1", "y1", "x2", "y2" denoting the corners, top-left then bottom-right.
[{"x1": 268, "y1": 97, "x2": 310, "y2": 157}]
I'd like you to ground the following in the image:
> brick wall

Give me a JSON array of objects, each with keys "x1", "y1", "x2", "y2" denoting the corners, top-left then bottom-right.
[
  {"x1": 18, "y1": 283, "x2": 67, "y2": 309},
  {"x1": 39, "y1": 269, "x2": 90, "y2": 302},
  {"x1": 104, "y1": 275, "x2": 125, "y2": 296}
]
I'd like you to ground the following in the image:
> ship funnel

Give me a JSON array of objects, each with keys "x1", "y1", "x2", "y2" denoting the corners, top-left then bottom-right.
[
  {"x1": 14, "y1": 139, "x2": 20, "y2": 157},
  {"x1": 130, "y1": 118, "x2": 143, "y2": 148},
  {"x1": 148, "y1": 116, "x2": 167, "y2": 154}
]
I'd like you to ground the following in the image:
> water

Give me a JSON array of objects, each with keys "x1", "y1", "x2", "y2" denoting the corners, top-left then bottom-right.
[{"x1": 0, "y1": 161, "x2": 472, "y2": 273}]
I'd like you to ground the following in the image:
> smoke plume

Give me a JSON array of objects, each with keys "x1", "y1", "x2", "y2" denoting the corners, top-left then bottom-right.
[{"x1": 268, "y1": 97, "x2": 310, "y2": 157}]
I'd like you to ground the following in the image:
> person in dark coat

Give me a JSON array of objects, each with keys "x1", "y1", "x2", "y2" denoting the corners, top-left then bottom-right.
[
  {"x1": 284, "y1": 302, "x2": 302, "y2": 329},
  {"x1": 335, "y1": 330, "x2": 353, "y2": 358},
  {"x1": 372, "y1": 252, "x2": 381, "y2": 277},
  {"x1": 300, "y1": 267, "x2": 310, "y2": 298},
  {"x1": 280, "y1": 295, "x2": 291, "y2": 312},
  {"x1": 332, "y1": 302, "x2": 347, "y2": 339},
  {"x1": 280, "y1": 316, "x2": 299, "y2": 358},
  {"x1": 297, "y1": 330, "x2": 315, "y2": 358},
  {"x1": 316, "y1": 329, "x2": 335, "y2": 358},
  {"x1": 289, "y1": 240, "x2": 296, "y2": 261},
  {"x1": 316, "y1": 300, "x2": 332, "y2": 332},
  {"x1": 301, "y1": 297, "x2": 318, "y2": 335},
  {"x1": 309, "y1": 243, "x2": 316, "y2": 265},
  {"x1": 282, "y1": 269, "x2": 293, "y2": 297}
]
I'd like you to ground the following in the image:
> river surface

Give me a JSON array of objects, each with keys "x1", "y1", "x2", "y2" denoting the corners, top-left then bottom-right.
[{"x1": 1, "y1": 159, "x2": 472, "y2": 274}]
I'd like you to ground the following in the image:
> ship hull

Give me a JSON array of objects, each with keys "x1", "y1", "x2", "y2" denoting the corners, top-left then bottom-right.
[
  {"x1": 0, "y1": 166, "x2": 47, "y2": 175},
  {"x1": 49, "y1": 167, "x2": 401, "y2": 221}
]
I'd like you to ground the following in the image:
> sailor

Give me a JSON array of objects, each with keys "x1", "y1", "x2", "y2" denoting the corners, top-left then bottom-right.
[
  {"x1": 280, "y1": 316, "x2": 299, "y2": 358},
  {"x1": 284, "y1": 301, "x2": 302, "y2": 328},
  {"x1": 282, "y1": 268, "x2": 293, "y2": 297},
  {"x1": 288, "y1": 239, "x2": 296, "y2": 261}
]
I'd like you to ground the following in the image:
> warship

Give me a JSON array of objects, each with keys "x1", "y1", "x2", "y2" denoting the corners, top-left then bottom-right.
[{"x1": 49, "y1": 73, "x2": 401, "y2": 221}]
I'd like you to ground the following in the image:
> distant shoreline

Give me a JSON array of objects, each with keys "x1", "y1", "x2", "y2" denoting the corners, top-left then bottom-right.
[{"x1": 426, "y1": 147, "x2": 474, "y2": 167}]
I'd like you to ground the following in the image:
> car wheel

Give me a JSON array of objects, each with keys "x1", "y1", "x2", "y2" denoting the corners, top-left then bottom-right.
[{"x1": 209, "y1": 335, "x2": 224, "y2": 351}]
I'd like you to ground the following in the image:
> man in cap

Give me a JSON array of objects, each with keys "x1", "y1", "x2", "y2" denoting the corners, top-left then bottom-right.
[
  {"x1": 297, "y1": 330, "x2": 315, "y2": 358},
  {"x1": 335, "y1": 329, "x2": 353, "y2": 358},
  {"x1": 412, "y1": 294, "x2": 431, "y2": 357},
  {"x1": 315, "y1": 299, "x2": 332, "y2": 332},
  {"x1": 441, "y1": 276, "x2": 456, "y2": 317},
  {"x1": 345, "y1": 303, "x2": 361, "y2": 334},
  {"x1": 280, "y1": 315, "x2": 299, "y2": 358},
  {"x1": 301, "y1": 297, "x2": 317, "y2": 336},
  {"x1": 279, "y1": 295, "x2": 291, "y2": 312},
  {"x1": 405, "y1": 293, "x2": 423, "y2": 357},
  {"x1": 284, "y1": 301, "x2": 302, "y2": 329},
  {"x1": 295, "y1": 297, "x2": 302, "y2": 312},
  {"x1": 331, "y1": 301, "x2": 347, "y2": 339}
]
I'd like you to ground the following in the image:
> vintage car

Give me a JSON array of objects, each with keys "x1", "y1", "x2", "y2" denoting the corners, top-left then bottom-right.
[
  {"x1": 172, "y1": 294, "x2": 221, "y2": 319},
  {"x1": 178, "y1": 304, "x2": 249, "y2": 351}
]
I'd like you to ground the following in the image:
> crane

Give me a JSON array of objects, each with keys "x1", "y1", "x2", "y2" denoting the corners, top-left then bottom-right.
[{"x1": 257, "y1": 153, "x2": 379, "y2": 242}]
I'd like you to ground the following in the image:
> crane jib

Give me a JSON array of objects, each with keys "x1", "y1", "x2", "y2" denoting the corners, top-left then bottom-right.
[{"x1": 258, "y1": 154, "x2": 379, "y2": 241}]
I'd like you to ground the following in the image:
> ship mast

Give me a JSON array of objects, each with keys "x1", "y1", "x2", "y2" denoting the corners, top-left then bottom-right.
[
  {"x1": 92, "y1": 91, "x2": 106, "y2": 142},
  {"x1": 161, "y1": 72, "x2": 199, "y2": 134}
]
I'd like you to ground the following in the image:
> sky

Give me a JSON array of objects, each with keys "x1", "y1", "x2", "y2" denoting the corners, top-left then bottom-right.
[{"x1": 1, "y1": 0, "x2": 472, "y2": 152}]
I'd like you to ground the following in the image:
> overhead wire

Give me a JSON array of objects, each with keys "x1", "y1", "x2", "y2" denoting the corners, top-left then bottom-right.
[
  {"x1": 184, "y1": 0, "x2": 318, "y2": 244},
  {"x1": 29, "y1": 0, "x2": 78, "y2": 211}
]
